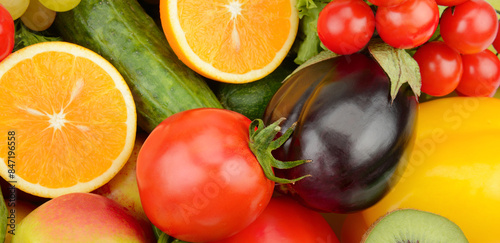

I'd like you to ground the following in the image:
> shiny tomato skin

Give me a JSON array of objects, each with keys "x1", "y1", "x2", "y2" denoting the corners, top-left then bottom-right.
[
  {"x1": 456, "y1": 49, "x2": 500, "y2": 97},
  {"x1": 439, "y1": 0, "x2": 498, "y2": 54},
  {"x1": 367, "y1": 0, "x2": 406, "y2": 7},
  {"x1": 413, "y1": 41, "x2": 463, "y2": 97},
  {"x1": 211, "y1": 196, "x2": 340, "y2": 243},
  {"x1": 0, "y1": 3, "x2": 15, "y2": 62},
  {"x1": 435, "y1": 0, "x2": 469, "y2": 6},
  {"x1": 375, "y1": 0, "x2": 439, "y2": 49},
  {"x1": 136, "y1": 108, "x2": 274, "y2": 243},
  {"x1": 317, "y1": 0, "x2": 375, "y2": 55},
  {"x1": 493, "y1": 20, "x2": 500, "y2": 53}
]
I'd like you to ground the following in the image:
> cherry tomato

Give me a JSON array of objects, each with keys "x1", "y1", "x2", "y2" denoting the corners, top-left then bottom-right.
[
  {"x1": 367, "y1": 0, "x2": 406, "y2": 7},
  {"x1": 136, "y1": 108, "x2": 275, "y2": 243},
  {"x1": 375, "y1": 0, "x2": 439, "y2": 49},
  {"x1": 435, "y1": 0, "x2": 469, "y2": 6},
  {"x1": 0, "y1": 3, "x2": 15, "y2": 62},
  {"x1": 455, "y1": 49, "x2": 500, "y2": 97},
  {"x1": 317, "y1": 0, "x2": 375, "y2": 55},
  {"x1": 413, "y1": 41, "x2": 463, "y2": 97},
  {"x1": 493, "y1": 20, "x2": 500, "y2": 53},
  {"x1": 440, "y1": 0, "x2": 498, "y2": 54},
  {"x1": 211, "y1": 196, "x2": 340, "y2": 243}
]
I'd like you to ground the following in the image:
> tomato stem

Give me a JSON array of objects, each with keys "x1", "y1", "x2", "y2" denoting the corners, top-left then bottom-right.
[{"x1": 248, "y1": 118, "x2": 311, "y2": 184}]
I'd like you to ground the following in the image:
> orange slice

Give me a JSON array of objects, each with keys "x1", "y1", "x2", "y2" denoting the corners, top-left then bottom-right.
[
  {"x1": 160, "y1": 0, "x2": 299, "y2": 83},
  {"x1": 0, "y1": 41, "x2": 137, "y2": 198}
]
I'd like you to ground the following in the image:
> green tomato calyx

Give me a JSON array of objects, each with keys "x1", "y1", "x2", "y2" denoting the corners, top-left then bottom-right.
[{"x1": 248, "y1": 118, "x2": 311, "y2": 184}]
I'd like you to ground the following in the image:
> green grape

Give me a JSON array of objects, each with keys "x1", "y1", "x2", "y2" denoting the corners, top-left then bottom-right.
[
  {"x1": 0, "y1": 0, "x2": 30, "y2": 20},
  {"x1": 38, "y1": 0, "x2": 80, "y2": 12},
  {"x1": 21, "y1": 0, "x2": 55, "y2": 31}
]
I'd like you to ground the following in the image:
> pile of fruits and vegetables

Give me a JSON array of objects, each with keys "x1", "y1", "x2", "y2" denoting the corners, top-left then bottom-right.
[{"x1": 0, "y1": 0, "x2": 499, "y2": 242}]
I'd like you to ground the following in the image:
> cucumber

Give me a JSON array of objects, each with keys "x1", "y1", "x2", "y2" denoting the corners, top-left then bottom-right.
[
  {"x1": 212, "y1": 57, "x2": 297, "y2": 120},
  {"x1": 53, "y1": 0, "x2": 222, "y2": 132}
]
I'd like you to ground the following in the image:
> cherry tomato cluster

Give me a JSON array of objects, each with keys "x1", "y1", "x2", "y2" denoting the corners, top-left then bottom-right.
[{"x1": 317, "y1": 0, "x2": 500, "y2": 97}]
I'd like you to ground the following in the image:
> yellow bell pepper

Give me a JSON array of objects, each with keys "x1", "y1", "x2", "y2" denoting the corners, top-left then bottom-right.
[{"x1": 341, "y1": 97, "x2": 500, "y2": 243}]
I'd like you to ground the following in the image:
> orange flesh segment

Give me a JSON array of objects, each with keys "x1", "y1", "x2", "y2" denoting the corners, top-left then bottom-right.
[
  {"x1": 178, "y1": 0, "x2": 293, "y2": 74},
  {"x1": 0, "y1": 51, "x2": 128, "y2": 189}
]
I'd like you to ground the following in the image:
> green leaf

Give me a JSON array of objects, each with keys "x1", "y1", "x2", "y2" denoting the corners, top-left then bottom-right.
[
  {"x1": 296, "y1": 0, "x2": 318, "y2": 18},
  {"x1": 292, "y1": 0, "x2": 332, "y2": 65},
  {"x1": 152, "y1": 225, "x2": 171, "y2": 243},
  {"x1": 152, "y1": 224, "x2": 192, "y2": 243},
  {"x1": 367, "y1": 39, "x2": 422, "y2": 101},
  {"x1": 13, "y1": 20, "x2": 62, "y2": 52}
]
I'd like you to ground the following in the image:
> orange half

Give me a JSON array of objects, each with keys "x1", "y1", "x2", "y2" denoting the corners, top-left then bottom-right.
[
  {"x1": 160, "y1": 0, "x2": 299, "y2": 83},
  {"x1": 0, "y1": 42, "x2": 137, "y2": 198}
]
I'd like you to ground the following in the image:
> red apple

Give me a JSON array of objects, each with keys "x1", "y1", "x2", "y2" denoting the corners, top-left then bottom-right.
[
  {"x1": 4, "y1": 199, "x2": 37, "y2": 243},
  {"x1": 12, "y1": 193, "x2": 149, "y2": 242},
  {"x1": 93, "y1": 131, "x2": 154, "y2": 240}
]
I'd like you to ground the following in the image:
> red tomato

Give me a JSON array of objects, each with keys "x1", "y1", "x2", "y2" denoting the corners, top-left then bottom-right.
[
  {"x1": 136, "y1": 108, "x2": 275, "y2": 242},
  {"x1": 367, "y1": 0, "x2": 406, "y2": 7},
  {"x1": 493, "y1": 20, "x2": 500, "y2": 53},
  {"x1": 456, "y1": 49, "x2": 500, "y2": 97},
  {"x1": 211, "y1": 196, "x2": 340, "y2": 243},
  {"x1": 340, "y1": 212, "x2": 369, "y2": 243},
  {"x1": 435, "y1": 0, "x2": 469, "y2": 6},
  {"x1": 439, "y1": 0, "x2": 498, "y2": 54},
  {"x1": 317, "y1": 0, "x2": 375, "y2": 55},
  {"x1": 0, "y1": 3, "x2": 15, "y2": 62},
  {"x1": 413, "y1": 41, "x2": 463, "y2": 97},
  {"x1": 375, "y1": 0, "x2": 439, "y2": 49}
]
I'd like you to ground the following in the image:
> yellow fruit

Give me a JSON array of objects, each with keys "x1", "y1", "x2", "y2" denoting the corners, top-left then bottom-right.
[
  {"x1": 341, "y1": 97, "x2": 500, "y2": 243},
  {"x1": 38, "y1": 0, "x2": 81, "y2": 12},
  {"x1": 160, "y1": 0, "x2": 299, "y2": 83},
  {"x1": 5, "y1": 199, "x2": 37, "y2": 243},
  {"x1": 0, "y1": 41, "x2": 136, "y2": 198},
  {"x1": 0, "y1": 0, "x2": 29, "y2": 20}
]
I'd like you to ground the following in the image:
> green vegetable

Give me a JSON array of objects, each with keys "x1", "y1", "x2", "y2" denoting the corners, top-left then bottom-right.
[
  {"x1": 292, "y1": 0, "x2": 331, "y2": 64},
  {"x1": 213, "y1": 57, "x2": 297, "y2": 120},
  {"x1": 367, "y1": 38, "x2": 421, "y2": 101},
  {"x1": 53, "y1": 0, "x2": 222, "y2": 132},
  {"x1": 13, "y1": 20, "x2": 61, "y2": 52}
]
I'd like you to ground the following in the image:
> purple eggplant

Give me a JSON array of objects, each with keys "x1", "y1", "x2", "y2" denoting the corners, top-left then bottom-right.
[{"x1": 263, "y1": 53, "x2": 418, "y2": 213}]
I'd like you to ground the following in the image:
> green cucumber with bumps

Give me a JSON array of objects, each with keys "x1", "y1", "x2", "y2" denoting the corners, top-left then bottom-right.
[{"x1": 53, "y1": 0, "x2": 222, "y2": 132}]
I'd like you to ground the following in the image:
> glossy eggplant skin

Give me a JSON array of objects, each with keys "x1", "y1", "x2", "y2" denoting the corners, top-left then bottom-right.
[{"x1": 263, "y1": 53, "x2": 418, "y2": 213}]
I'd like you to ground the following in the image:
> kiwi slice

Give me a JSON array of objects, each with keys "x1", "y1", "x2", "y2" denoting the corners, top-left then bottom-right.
[{"x1": 362, "y1": 209, "x2": 469, "y2": 243}]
